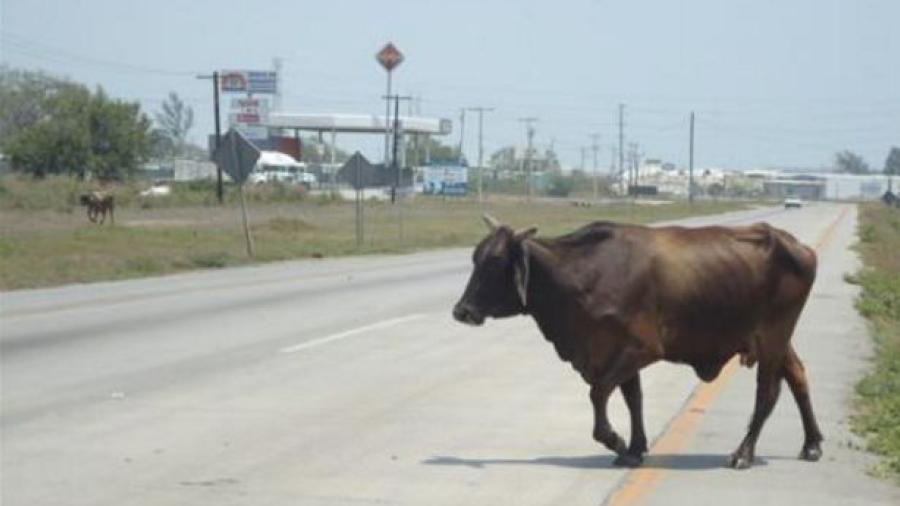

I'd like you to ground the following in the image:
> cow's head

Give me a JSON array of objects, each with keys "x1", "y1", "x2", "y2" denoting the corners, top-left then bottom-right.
[{"x1": 453, "y1": 214, "x2": 538, "y2": 326}]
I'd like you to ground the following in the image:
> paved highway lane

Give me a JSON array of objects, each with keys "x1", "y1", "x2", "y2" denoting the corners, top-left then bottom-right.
[{"x1": 2, "y1": 203, "x2": 896, "y2": 505}]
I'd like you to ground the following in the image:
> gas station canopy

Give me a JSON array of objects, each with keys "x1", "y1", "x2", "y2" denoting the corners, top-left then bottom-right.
[{"x1": 265, "y1": 113, "x2": 451, "y2": 135}]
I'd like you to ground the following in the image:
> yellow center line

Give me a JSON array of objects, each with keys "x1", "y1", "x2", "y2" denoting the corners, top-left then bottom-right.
[{"x1": 603, "y1": 204, "x2": 851, "y2": 506}]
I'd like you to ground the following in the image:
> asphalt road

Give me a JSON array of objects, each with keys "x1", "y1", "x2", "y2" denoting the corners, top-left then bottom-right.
[{"x1": 2, "y1": 203, "x2": 898, "y2": 506}]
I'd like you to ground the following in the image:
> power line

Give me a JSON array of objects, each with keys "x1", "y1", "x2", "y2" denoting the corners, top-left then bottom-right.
[{"x1": 1, "y1": 32, "x2": 199, "y2": 77}]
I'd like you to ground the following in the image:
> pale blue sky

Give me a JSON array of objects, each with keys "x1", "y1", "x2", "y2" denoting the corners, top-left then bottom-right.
[{"x1": 1, "y1": 0, "x2": 898, "y2": 170}]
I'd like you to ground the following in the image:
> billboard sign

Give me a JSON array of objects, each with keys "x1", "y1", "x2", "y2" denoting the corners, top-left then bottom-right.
[
  {"x1": 220, "y1": 70, "x2": 278, "y2": 94},
  {"x1": 423, "y1": 165, "x2": 468, "y2": 196},
  {"x1": 231, "y1": 97, "x2": 269, "y2": 112}
]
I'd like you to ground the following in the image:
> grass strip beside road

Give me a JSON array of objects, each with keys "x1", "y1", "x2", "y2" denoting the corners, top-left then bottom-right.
[
  {"x1": 852, "y1": 203, "x2": 900, "y2": 482},
  {"x1": 0, "y1": 196, "x2": 746, "y2": 290}
]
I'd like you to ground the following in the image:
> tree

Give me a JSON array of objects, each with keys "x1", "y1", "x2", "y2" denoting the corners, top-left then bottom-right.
[
  {"x1": 545, "y1": 173, "x2": 573, "y2": 197},
  {"x1": 0, "y1": 67, "x2": 151, "y2": 180},
  {"x1": 884, "y1": 146, "x2": 900, "y2": 176},
  {"x1": 405, "y1": 136, "x2": 458, "y2": 166},
  {"x1": 153, "y1": 92, "x2": 193, "y2": 157},
  {"x1": 149, "y1": 128, "x2": 176, "y2": 160},
  {"x1": 89, "y1": 88, "x2": 152, "y2": 180},
  {"x1": 834, "y1": 150, "x2": 870, "y2": 174}
]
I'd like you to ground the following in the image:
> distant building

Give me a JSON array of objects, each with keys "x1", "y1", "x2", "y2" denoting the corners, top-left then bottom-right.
[
  {"x1": 761, "y1": 173, "x2": 893, "y2": 201},
  {"x1": 763, "y1": 177, "x2": 826, "y2": 200}
]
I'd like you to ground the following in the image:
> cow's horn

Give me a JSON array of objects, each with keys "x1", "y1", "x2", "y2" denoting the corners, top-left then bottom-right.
[{"x1": 482, "y1": 214, "x2": 501, "y2": 231}]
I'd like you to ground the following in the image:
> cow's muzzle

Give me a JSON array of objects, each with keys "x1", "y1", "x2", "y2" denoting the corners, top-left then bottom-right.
[{"x1": 453, "y1": 302, "x2": 484, "y2": 326}]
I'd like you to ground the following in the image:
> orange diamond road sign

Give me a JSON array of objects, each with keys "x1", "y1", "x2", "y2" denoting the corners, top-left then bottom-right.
[{"x1": 376, "y1": 43, "x2": 404, "y2": 72}]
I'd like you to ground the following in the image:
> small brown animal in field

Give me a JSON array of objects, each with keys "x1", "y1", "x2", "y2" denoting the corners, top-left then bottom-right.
[{"x1": 79, "y1": 191, "x2": 115, "y2": 225}]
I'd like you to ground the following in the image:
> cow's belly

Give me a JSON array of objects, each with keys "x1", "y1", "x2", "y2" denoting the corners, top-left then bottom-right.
[{"x1": 661, "y1": 329, "x2": 754, "y2": 382}]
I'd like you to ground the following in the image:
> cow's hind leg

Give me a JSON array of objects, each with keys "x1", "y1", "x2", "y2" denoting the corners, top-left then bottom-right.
[
  {"x1": 617, "y1": 373, "x2": 648, "y2": 467},
  {"x1": 730, "y1": 355, "x2": 783, "y2": 469},
  {"x1": 783, "y1": 345, "x2": 823, "y2": 461}
]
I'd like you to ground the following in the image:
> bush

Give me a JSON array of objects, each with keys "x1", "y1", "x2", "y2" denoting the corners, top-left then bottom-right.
[{"x1": 545, "y1": 174, "x2": 574, "y2": 197}]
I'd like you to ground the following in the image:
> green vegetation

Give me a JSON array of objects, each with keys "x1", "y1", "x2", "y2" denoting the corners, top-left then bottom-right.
[
  {"x1": 884, "y1": 146, "x2": 900, "y2": 176},
  {"x1": 0, "y1": 67, "x2": 151, "y2": 180},
  {"x1": 852, "y1": 203, "x2": 900, "y2": 481},
  {"x1": 0, "y1": 176, "x2": 747, "y2": 290}
]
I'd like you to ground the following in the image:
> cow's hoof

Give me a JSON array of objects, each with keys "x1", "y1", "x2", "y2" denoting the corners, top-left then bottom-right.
[
  {"x1": 613, "y1": 453, "x2": 644, "y2": 468},
  {"x1": 728, "y1": 452, "x2": 753, "y2": 470},
  {"x1": 594, "y1": 431, "x2": 628, "y2": 455},
  {"x1": 800, "y1": 444, "x2": 822, "y2": 462}
]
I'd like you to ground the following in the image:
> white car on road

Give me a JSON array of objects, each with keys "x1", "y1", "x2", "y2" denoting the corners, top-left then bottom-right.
[
  {"x1": 249, "y1": 151, "x2": 317, "y2": 188},
  {"x1": 784, "y1": 196, "x2": 803, "y2": 209}
]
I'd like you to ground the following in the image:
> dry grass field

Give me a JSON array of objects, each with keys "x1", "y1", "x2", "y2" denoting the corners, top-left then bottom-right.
[{"x1": 0, "y1": 176, "x2": 748, "y2": 290}]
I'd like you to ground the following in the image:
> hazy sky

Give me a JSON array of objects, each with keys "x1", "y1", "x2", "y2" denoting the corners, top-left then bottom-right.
[{"x1": 1, "y1": 0, "x2": 898, "y2": 171}]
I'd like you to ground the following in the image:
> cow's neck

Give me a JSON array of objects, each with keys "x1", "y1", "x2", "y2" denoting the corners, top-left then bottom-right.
[
  {"x1": 520, "y1": 239, "x2": 589, "y2": 366},
  {"x1": 522, "y1": 241, "x2": 573, "y2": 325}
]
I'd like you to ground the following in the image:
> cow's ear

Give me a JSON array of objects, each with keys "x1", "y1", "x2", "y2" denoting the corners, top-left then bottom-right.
[
  {"x1": 513, "y1": 228, "x2": 536, "y2": 307},
  {"x1": 514, "y1": 241, "x2": 530, "y2": 307},
  {"x1": 513, "y1": 226, "x2": 537, "y2": 241}
]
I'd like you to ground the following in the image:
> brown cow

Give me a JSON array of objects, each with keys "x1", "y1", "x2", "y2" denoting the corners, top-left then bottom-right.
[
  {"x1": 79, "y1": 192, "x2": 115, "y2": 225},
  {"x1": 452, "y1": 215, "x2": 822, "y2": 469}
]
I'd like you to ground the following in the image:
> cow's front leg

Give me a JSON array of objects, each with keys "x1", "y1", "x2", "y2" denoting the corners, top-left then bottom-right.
[
  {"x1": 590, "y1": 383, "x2": 628, "y2": 456},
  {"x1": 617, "y1": 373, "x2": 648, "y2": 466},
  {"x1": 590, "y1": 344, "x2": 657, "y2": 466}
]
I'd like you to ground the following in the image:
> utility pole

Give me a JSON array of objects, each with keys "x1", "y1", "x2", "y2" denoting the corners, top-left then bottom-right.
[
  {"x1": 590, "y1": 133, "x2": 601, "y2": 201},
  {"x1": 580, "y1": 147, "x2": 587, "y2": 172},
  {"x1": 467, "y1": 107, "x2": 494, "y2": 204},
  {"x1": 458, "y1": 108, "x2": 466, "y2": 164},
  {"x1": 689, "y1": 111, "x2": 695, "y2": 204},
  {"x1": 197, "y1": 72, "x2": 223, "y2": 204},
  {"x1": 627, "y1": 142, "x2": 643, "y2": 193},
  {"x1": 518, "y1": 117, "x2": 538, "y2": 202},
  {"x1": 618, "y1": 103, "x2": 625, "y2": 188}
]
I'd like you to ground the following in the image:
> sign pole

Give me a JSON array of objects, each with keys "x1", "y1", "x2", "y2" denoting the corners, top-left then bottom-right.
[
  {"x1": 384, "y1": 70, "x2": 392, "y2": 170},
  {"x1": 229, "y1": 134, "x2": 255, "y2": 257},
  {"x1": 355, "y1": 153, "x2": 363, "y2": 247},
  {"x1": 238, "y1": 183, "x2": 255, "y2": 257}
]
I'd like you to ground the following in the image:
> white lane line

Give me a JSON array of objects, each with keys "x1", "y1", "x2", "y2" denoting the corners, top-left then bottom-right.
[{"x1": 278, "y1": 313, "x2": 429, "y2": 354}]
